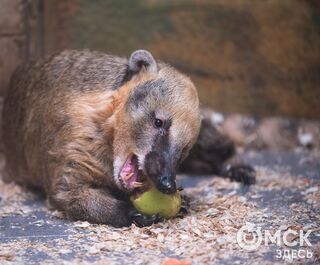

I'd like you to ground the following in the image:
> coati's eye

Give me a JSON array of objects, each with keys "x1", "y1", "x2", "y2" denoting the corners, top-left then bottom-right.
[{"x1": 154, "y1": 118, "x2": 163, "y2": 128}]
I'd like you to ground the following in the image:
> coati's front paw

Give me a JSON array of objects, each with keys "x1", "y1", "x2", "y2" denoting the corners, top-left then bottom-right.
[
  {"x1": 225, "y1": 164, "x2": 256, "y2": 185},
  {"x1": 129, "y1": 209, "x2": 161, "y2": 227}
]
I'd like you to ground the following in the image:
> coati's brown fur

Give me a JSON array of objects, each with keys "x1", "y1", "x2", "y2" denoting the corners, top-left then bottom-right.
[{"x1": 2, "y1": 49, "x2": 255, "y2": 227}]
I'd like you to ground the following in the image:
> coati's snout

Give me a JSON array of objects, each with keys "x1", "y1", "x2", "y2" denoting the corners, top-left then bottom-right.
[
  {"x1": 144, "y1": 151, "x2": 177, "y2": 194},
  {"x1": 113, "y1": 50, "x2": 201, "y2": 194}
]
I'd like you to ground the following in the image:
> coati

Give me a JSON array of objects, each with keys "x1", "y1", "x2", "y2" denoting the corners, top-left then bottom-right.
[{"x1": 2, "y1": 49, "x2": 255, "y2": 227}]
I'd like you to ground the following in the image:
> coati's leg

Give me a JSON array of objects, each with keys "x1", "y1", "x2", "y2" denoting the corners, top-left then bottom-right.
[
  {"x1": 180, "y1": 118, "x2": 256, "y2": 185},
  {"x1": 49, "y1": 178, "x2": 159, "y2": 227},
  {"x1": 219, "y1": 161, "x2": 256, "y2": 185}
]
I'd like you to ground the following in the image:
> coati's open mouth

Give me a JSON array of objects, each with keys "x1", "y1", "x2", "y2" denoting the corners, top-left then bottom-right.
[{"x1": 119, "y1": 154, "x2": 145, "y2": 190}]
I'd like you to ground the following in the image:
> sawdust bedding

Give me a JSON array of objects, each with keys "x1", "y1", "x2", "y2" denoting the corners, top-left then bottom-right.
[{"x1": 0, "y1": 152, "x2": 319, "y2": 264}]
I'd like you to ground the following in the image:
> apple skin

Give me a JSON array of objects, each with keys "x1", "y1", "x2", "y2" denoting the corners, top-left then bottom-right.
[{"x1": 130, "y1": 187, "x2": 181, "y2": 219}]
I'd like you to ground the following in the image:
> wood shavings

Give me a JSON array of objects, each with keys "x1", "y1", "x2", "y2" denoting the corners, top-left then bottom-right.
[
  {"x1": 1, "y1": 150, "x2": 319, "y2": 264},
  {"x1": 0, "y1": 251, "x2": 15, "y2": 262}
]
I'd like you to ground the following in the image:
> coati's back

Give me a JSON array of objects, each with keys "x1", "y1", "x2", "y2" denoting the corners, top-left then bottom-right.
[{"x1": 2, "y1": 50, "x2": 129, "y2": 189}]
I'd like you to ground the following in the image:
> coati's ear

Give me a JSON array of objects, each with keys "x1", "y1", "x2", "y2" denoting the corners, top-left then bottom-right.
[{"x1": 128, "y1": 50, "x2": 158, "y2": 75}]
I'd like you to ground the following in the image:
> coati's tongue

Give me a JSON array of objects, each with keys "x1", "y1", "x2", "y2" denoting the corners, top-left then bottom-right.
[{"x1": 120, "y1": 154, "x2": 143, "y2": 190}]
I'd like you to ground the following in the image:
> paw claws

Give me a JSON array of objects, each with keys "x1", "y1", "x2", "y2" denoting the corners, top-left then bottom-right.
[
  {"x1": 129, "y1": 209, "x2": 161, "y2": 227},
  {"x1": 227, "y1": 164, "x2": 256, "y2": 185}
]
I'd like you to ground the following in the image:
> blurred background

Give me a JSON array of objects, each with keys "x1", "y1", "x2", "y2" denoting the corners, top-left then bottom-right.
[{"x1": 0, "y1": 0, "x2": 320, "y2": 119}]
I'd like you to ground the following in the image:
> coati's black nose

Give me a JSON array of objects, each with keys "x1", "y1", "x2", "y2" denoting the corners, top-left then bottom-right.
[
  {"x1": 157, "y1": 175, "x2": 176, "y2": 194},
  {"x1": 144, "y1": 150, "x2": 178, "y2": 194}
]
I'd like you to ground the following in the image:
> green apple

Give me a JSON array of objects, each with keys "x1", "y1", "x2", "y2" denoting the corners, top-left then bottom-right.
[{"x1": 130, "y1": 187, "x2": 181, "y2": 219}]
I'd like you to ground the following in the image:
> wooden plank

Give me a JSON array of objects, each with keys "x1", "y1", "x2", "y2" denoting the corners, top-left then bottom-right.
[
  {"x1": 0, "y1": 0, "x2": 23, "y2": 35},
  {"x1": 0, "y1": 0, "x2": 43, "y2": 96},
  {"x1": 0, "y1": 36, "x2": 25, "y2": 95}
]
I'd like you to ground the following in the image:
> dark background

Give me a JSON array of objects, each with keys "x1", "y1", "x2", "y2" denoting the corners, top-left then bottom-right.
[{"x1": 1, "y1": 0, "x2": 320, "y2": 118}]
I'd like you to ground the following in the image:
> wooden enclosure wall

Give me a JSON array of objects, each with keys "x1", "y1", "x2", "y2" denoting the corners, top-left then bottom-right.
[
  {"x1": 0, "y1": 0, "x2": 71, "y2": 96},
  {"x1": 0, "y1": 0, "x2": 29, "y2": 97},
  {"x1": 1, "y1": 0, "x2": 320, "y2": 119}
]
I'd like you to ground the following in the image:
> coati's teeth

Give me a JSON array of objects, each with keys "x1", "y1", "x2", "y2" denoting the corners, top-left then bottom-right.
[
  {"x1": 137, "y1": 155, "x2": 144, "y2": 170},
  {"x1": 133, "y1": 181, "x2": 144, "y2": 188},
  {"x1": 123, "y1": 172, "x2": 134, "y2": 181}
]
